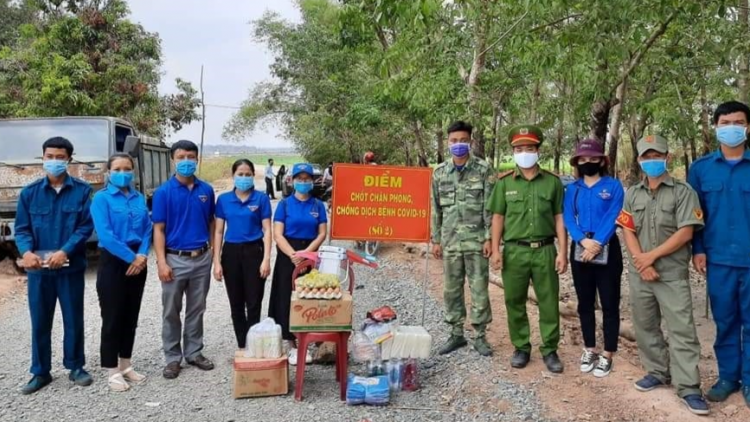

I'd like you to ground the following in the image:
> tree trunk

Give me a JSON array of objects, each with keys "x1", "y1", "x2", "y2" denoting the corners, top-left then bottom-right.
[
  {"x1": 435, "y1": 127, "x2": 445, "y2": 164},
  {"x1": 554, "y1": 87, "x2": 566, "y2": 174},
  {"x1": 473, "y1": 130, "x2": 486, "y2": 159},
  {"x1": 627, "y1": 113, "x2": 649, "y2": 184},
  {"x1": 488, "y1": 104, "x2": 500, "y2": 167},
  {"x1": 608, "y1": 80, "x2": 628, "y2": 177},
  {"x1": 411, "y1": 120, "x2": 429, "y2": 167},
  {"x1": 468, "y1": 14, "x2": 489, "y2": 158},
  {"x1": 589, "y1": 99, "x2": 612, "y2": 143},
  {"x1": 681, "y1": 136, "x2": 691, "y2": 178},
  {"x1": 530, "y1": 80, "x2": 541, "y2": 123},
  {"x1": 740, "y1": 1, "x2": 750, "y2": 104},
  {"x1": 700, "y1": 83, "x2": 713, "y2": 155}
]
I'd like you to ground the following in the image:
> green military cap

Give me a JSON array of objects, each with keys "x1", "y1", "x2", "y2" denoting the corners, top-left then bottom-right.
[
  {"x1": 636, "y1": 134, "x2": 669, "y2": 156},
  {"x1": 508, "y1": 125, "x2": 544, "y2": 147}
]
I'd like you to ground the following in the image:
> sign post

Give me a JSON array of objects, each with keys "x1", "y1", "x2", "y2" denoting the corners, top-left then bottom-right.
[{"x1": 329, "y1": 164, "x2": 433, "y2": 324}]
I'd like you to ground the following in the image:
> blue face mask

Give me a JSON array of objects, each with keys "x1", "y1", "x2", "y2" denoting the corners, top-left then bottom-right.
[
  {"x1": 449, "y1": 142, "x2": 470, "y2": 158},
  {"x1": 640, "y1": 159, "x2": 667, "y2": 178},
  {"x1": 294, "y1": 181, "x2": 314, "y2": 194},
  {"x1": 43, "y1": 159, "x2": 68, "y2": 177},
  {"x1": 175, "y1": 159, "x2": 197, "y2": 177},
  {"x1": 234, "y1": 176, "x2": 254, "y2": 191},
  {"x1": 716, "y1": 125, "x2": 747, "y2": 147},
  {"x1": 110, "y1": 171, "x2": 133, "y2": 188}
]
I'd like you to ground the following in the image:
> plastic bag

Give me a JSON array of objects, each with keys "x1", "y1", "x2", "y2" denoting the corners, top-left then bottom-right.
[
  {"x1": 346, "y1": 375, "x2": 390, "y2": 406},
  {"x1": 366, "y1": 306, "x2": 397, "y2": 322},
  {"x1": 362, "y1": 319, "x2": 396, "y2": 344},
  {"x1": 350, "y1": 332, "x2": 379, "y2": 362},
  {"x1": 244, "y1": 317, "x2": 282, "y2": 359}
]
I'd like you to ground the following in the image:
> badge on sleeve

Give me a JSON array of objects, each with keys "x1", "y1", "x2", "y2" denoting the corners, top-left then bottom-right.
[
  {"x1": 693, "y1": 208, "x2": 703, "y2": 220},
  {"x1": 616, "y1": 210, "x2": 636, "y2": 232}
]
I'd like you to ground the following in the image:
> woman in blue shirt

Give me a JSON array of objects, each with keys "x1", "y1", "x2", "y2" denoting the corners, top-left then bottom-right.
[
  {"x1": 90, "y1": 153, "x2": 152, "y2": 392},
  {"x1": 212, "y1": 159, "x2": 272, "y2": 349},
  {"x1": 563, "y1": 139, "x2": 624, "y2": 378},
  {"x1": 269, "y1": 163, "x2": 328, "y2": 365}
]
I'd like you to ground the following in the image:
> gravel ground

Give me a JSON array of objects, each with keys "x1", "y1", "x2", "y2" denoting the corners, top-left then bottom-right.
[{"x1": 0, "y1": 238, "x2": 550, "y2": 422}]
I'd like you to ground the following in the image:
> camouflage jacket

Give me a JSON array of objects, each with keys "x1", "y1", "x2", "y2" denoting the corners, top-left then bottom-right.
[{"x1": 431, "y1": 155, "x2": 496, "y2": 252}]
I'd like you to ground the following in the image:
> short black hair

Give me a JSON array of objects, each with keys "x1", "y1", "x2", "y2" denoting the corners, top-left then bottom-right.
[
  {"x1": 42, "y1": 137, "x2": 74, "y2": 157},
  {"x1": 232, "y1": 159, "x2": 255, "y2": 174},
  {"x1": 268, "y1": 158, "x2": 274, "y2": 163},
  {"x1": 170, "y1": 140, "x2": 199, "y2": 158},
  {"x1": 447, "y1": 121, "x2": 473, "y2": 136},
  {"x1": 713, "y1": 101, "x2": 750, "y2": 124},
  {"x1": 107, "y1": 153, "x2": 135, "y2": 170}
]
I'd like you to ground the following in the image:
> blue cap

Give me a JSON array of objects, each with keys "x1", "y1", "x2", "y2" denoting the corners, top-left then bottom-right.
[{"x1": 292, "y1": 163, "x2": 314, "y2": 178}]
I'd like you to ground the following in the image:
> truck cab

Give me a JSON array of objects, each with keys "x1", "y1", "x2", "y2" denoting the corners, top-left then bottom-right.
[{"x1": 0, "y1": 116, "x2": 172, "y2": 263}]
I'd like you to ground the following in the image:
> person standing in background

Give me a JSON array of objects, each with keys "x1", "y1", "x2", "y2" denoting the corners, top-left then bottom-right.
[
  {"x1": 265, "y1": 158, "x2": 276, "y2": 199},
  {"x1": 431, "y1": 121, "x2": 496, "y2": 357},
  {"x1": 213, "y1": 159, "x2": 272, "y2": 349},
  {"x1": 688, "y1": 100, "x2": 750, "y2": 407},
  {"x1": 15, "y1": 137, "x2": 95, "y2": 394},
  {"x1": 563, "y1": 139, "x2": 624, "y2": 378},
  {"x1": 152, "y1": 140, "x2": 216, "y2": 380},
  {"x1": 90, "y1": 153, "x2": 151, "y2": 392}
]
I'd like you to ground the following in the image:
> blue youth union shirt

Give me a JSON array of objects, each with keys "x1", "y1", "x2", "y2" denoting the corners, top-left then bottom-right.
[
  {"x1": 688, "y1": 149, "x2": 750, "y2": 268},
  {"x1": 562, "y1": 176, "x2": 624, "y2": 245},
  {"x1": 14, "y1": 175, "x2": 94, "y2": 274},
  {"x1": 216, "y1": 189, "x2": 272, "y2": 243},
  {"x1": 152, "y1": 176, "x2": 215, "y2": 251},
  {"x1": 273, "y1": 195, "x2": 327, "y2": 240},
  {"x1": 90, "y1": 183, "x2": 153, "y2": 263}
]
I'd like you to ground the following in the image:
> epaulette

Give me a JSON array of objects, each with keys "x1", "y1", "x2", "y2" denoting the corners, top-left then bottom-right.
[
  {"x1": 435, "y1": 161, "x2": 449, "y2": 172},
  {"x1": 497, "y1": 170, "x2": 514, "y2": 179}
]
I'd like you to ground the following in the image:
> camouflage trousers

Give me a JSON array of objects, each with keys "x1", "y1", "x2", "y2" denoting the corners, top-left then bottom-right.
[{"x1": 442, "y1": 251, "x2": 492, "y2": 337}]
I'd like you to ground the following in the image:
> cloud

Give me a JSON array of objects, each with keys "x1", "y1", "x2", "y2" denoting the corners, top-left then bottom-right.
[{"x1": 126, "y1": 0, "x2": 301, "y2": 147}]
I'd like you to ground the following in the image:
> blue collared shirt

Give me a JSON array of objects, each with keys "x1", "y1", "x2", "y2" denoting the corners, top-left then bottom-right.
[
  {"x1": 152, "y1": 176, "x2": 215, "y2": 250},
  {"x1": 563, "y1": 176, "x2": 624, "y2": 245},
  {"x1": 15, "y1": 174, "x2": 94, "y2": 273},
  {"x1": 91, "y1": 184, "x2": 153, "y2": 263},
  {"x1": 273, "y1": 195, "x2": 327, "y2": 240},
  {"x1": 688, "y1": 149, "x2": 750, "y2": 267},
  {"x1": 216, "y1": 189, "x2": 272, "y2": 243}
]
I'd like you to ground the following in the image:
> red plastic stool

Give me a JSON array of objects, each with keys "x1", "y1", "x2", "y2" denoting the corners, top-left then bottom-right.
[{"x1": 291, "y1": 260, "x2": 355, "y2": 401}]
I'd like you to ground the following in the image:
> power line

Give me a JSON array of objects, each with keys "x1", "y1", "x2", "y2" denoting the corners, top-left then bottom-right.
[{"x1": 204, "y1": 103, "x2": 243, "y2": 110}]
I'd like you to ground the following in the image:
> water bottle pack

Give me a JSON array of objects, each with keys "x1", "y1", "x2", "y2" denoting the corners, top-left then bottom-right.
[
  {"x1": 244, "y1": 318, "x2": 282, "y2": 359},
  {"x1": 345, "y1": 374, "x2": 390, "y2": 406}
]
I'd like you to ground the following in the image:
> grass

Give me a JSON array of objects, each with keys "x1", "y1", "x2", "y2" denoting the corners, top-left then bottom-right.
[{"x1": 198, "y1": 154, "x2": 304, "y2": 183}]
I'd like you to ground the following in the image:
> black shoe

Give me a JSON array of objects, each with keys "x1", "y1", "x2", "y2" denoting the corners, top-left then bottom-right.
[
  {"x1": 543, "y1": 352, "x2": 564, "y2": 373},
  {"x1": 162, "y1": 361, "x2": 181, "y2": 379},
  {"x1": 68, "y1": 368, "x2": 93, "y2": 387},
  {"x1": 21, "y1": 374, "x2": 52, "y2": 395},
  {"x1": 438, "y1": 335, "x2": 468, "y2": 355},
  {"x1": 511, "y1": 350, "x2": 530, "y2": 368},
  {"x1": 187, "y1": 354, "x2": 215, "y2": 371}
]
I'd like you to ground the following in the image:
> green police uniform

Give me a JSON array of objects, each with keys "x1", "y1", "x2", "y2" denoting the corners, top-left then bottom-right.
[
  {"x1": 619, "y1": 135, "x2": 705, "y2": 399},
  {"x1": 487, "y1": 125, "x2": 564, "y2": 356},
  {"x1": 431, "y1": 155, "x2": 496, "y2": 339}
]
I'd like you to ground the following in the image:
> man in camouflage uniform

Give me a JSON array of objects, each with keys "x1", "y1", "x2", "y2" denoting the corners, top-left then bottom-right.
[
  {"x1": 617, "y1": 134, "x2": 710, "y2": 415},
  {"x1": 431, "y1": 121, "x2": 496, "y2": 356},
  {"x1": 487, "y1": 125, "x2": 568, "y2": 373}
]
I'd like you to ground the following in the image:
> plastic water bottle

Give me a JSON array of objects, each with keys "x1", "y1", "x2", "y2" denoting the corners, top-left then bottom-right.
[
  {"x1": 402, "y1": 358, "x2": 419, "y2": 391},
  {"x1": 387, "y1": 358, "x2": 402, "y2": 392}
]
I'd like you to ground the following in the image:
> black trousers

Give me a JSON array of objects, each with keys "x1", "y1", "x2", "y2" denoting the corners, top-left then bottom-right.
[
  {"x1": 221, "y1": 241, "x2": 266, "y2": 348},
  {"x1": 97, "y1": 248, "x2": 147, "y2": 368},
  {"x1": 265, "y1": 178, "x2": 276, "y2": 199},
  {"x1": 569, "y1": 236, "x2": 624, "y2": 353},
  {"x1": 269, "y1": 238, "x2": 312, "y2": 341}
]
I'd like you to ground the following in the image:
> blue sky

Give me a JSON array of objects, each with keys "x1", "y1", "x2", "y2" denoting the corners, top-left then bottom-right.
[{"x1": 127, "y1": 0, "x2": 301, "y2": 147}]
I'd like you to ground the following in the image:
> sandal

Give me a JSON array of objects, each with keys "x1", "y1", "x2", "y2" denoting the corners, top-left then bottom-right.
[
  {"x1": 121, "y1": 367, "x2": 147, "y2": 384},
  {"x1": 108, "y1": 373, "x2": 130, "y2": 392}
]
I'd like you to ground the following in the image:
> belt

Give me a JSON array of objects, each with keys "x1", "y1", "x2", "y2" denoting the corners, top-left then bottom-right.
[
  {"x1": 508, "y1": 237, "x2": 555, "y2": 249},
  {"x1": 166, "y1": 244, "x2": 210, "y2": 258}
]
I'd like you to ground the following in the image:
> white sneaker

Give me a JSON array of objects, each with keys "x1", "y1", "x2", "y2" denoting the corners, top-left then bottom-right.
[
  {"x1": 288, "y1": 348, "x2": 298, "y2": 366},
  {"x1": 305, "y1": 348, "x2": 314, "y2": 364},
  {"x1": 580, "y1": 349, "x2": 598, "y2": 373},
  {"x1": 593, "y1": 355, "x2": 613, "y2": 378}
]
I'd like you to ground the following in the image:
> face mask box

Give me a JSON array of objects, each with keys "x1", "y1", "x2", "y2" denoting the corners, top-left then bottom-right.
[
  {"x1": 289, "y1": 292, "x2": 353, "y2": 332},
  {"x1": 232, "y1": 351, "x2": 289, "y2": 399}
]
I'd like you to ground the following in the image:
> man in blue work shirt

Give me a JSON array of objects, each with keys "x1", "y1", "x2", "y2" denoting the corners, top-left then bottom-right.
[
  {"x1": 15, "y1": 137, "x2": 95, "y2": 394},
  {"x1": 688, "y1": 100, "x2": 750, "y2": 407},
  {"x1": 153, "y1": 140, "x2": 216, "y2": 379}
]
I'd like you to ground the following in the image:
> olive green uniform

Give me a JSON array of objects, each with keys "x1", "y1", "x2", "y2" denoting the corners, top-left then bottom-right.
[
  {"x1": 621, "y1": 176, "x2": 704, "y2": 398},
  {"x1": 487, "y1": 168, "x2": 564, "y2": 355},
  {"x1": 431, "y1": 155, "x2": 496, "y2": 337}
]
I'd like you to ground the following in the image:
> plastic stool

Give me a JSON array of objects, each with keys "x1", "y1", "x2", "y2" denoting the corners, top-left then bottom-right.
[{"x1": 294, "y1": 331, "x2": 351, "y2": 401}]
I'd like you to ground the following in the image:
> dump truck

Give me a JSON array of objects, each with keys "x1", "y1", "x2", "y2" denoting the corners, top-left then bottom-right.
[{"x1": 0, "y1": 116, "x2": 173, "y2": 265}]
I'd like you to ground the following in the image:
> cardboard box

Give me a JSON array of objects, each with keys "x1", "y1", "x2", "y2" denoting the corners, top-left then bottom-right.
[
  {"x1": 232, "y1": 352, "x2": 288, "y2": 399},
  {"x1": 290, "y1": 292, "x2": 353, "y2": 332}
]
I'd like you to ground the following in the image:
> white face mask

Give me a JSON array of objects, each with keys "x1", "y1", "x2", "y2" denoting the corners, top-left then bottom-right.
[{"x1": 514, "y1": 152, "x2": 539, "y2": 169}]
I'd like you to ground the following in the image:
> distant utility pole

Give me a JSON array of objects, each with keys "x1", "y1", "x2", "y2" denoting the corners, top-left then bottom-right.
[{"x1": 198, "y1": 64, "x2": 207, "y2": 174}]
